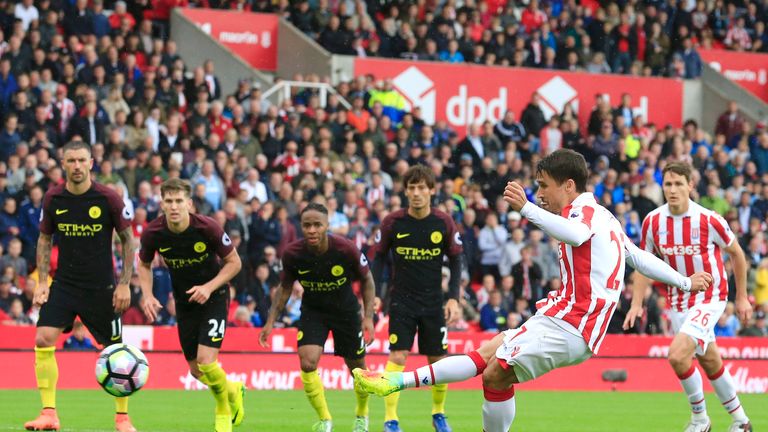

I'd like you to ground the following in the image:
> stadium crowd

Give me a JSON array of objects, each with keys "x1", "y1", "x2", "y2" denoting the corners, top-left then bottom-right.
[{"x1": 0, "y1": 0, "x2": 764, "y2": 341}]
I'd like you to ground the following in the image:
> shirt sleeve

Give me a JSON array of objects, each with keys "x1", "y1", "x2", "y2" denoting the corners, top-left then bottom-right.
[
  {"x1": 138, "y1": 229, "x2": 156, "y2": 263},
  {"x1": 205, "y1": 218, "x2": 236, "y2": 258},
  {"x1": 639, "y1": 214, "x2": 655, "y2": 253},
  {"x1": 371, "y1": 214, "x2": 394, "y2": 257},
  {"x1": 38, "y1": 190, "x2": 54, "y2": 235},
  {"x1": 709, "y1": 213, "x2": 736, "y2": 248},
  {"x1": 106, "y1": 187, "x2": 133, "y2": 232},
  {"x1": 624, "y1": 235, "x2": 692, "y2": 291},
  {"x1": 280, "y1": 250, "x2": 297, "y2": 286},
  {"x1": 443, "y1": 215, "x2": 464, "y2": 257},
  {"x1": 520, "y1": 202, "x2": 593, "y2": 247}
]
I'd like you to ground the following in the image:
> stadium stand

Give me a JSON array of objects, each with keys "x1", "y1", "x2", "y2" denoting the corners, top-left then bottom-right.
[{"x1": 0, "y1": 0, "x2": 764, "y2": 340}]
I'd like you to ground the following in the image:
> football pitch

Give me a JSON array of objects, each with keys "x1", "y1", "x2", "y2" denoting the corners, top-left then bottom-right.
[{"x1": 0, "y1": 389, "x2": 764, "y2": 431}]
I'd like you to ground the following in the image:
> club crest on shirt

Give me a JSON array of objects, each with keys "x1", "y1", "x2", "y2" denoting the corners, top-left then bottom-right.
[
  {"x1": 331, "y1": 265, "x2": 344, "y2": 276},
  {"x1": 430, "y1": 231, "x2": 443, "y2": 244},
  {"x1": 89, "y1": 206, "x2": 102, "y2": 219},
  {"x1": 359, "y1": 253, "x2": 368, "y2": 267},
  {"x1": 194, "y1": 242, "x2": 207, "y2": 253}
]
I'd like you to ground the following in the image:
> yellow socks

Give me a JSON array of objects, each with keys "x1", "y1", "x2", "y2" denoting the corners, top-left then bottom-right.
[
  {"x1": 115, "y1": 396, "x2": 128, "y2": 414},
  {"x1": 300, "y1": 370, "x2": 331, "y2": 420},
  {"x1": 199, "y1": 362, "x2": 231, "y2": 416},
  {"x1": 432, "y1": 383, "x2": 448, "y2": 415},
  {"x1": 383, "y1": 361, "x2": 405, "y2": 421},
  {"x1": 354, "y1": 381, "x2": 369, "y2": 417},
  {"x1": 226, "y1": 380, "x2": 238, "y2": 401},
  {"x1": 34, "y1": 346, "x2": 58, "y2": 409}
]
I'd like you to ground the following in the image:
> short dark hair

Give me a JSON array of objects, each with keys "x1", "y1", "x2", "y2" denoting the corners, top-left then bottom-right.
[
  {"x1": 402, "y1": 164, "x2": 436, "y2": 189},
  {"x1": 301, "y1": 202, "x2": 329, "y2": 218},
  {"x1": 662, "y1": 162, "x2": 693, "y2": 183},
  {"x1": 160, "y1": 178, "x2": 192, "y2": 198},
  {"x1": 535, "y1": 149, "x2": 588, "y2": 192},
  {"x1": 61, "y1": 140, "x2": 92, "y2": 155}
]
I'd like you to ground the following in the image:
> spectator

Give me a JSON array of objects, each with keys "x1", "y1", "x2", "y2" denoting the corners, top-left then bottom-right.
[
  {"x1": 478, "y1": 212, "x2": 507, "y2": 280},
  {"x1": 511, "y1": 246, "x2": 543, "y2": 304},
  {"x1": 63, "y1": 320, "x2": 97, "y2": 351},
  {"x1": 479, "y1": 289, "x2": 508, "y2": 332}
]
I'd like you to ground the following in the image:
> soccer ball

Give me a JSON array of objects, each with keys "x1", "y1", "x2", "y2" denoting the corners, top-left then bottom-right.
[{"x1": 95, "y1": 343, "x2": 150, "y2": 397}]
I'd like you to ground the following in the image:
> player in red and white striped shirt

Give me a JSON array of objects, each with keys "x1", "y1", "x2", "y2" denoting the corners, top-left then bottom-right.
[
  {"x1": 354, "y1": 150, "x2": 712, "y2": 432},
  {"x1": 627, "y1": 162, "x2": 753, "y2": 432}
]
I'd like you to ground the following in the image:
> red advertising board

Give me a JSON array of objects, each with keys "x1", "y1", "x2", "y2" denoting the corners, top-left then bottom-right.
[
  {"x1": 1, "y1": 351, "x2": 767, "y2": 393},
  {"x1": 699, "y1": 49, "x2": 768, "y2": 102},
  {"x1": 2, "y1": 326, "x2": 768, "y2": 359},
  {"x1": 353, "y1": 58, "x2": 684, "y2": 132},
  {"x1": 179, "y1": 8, "x2": 278, "y2": 71}
]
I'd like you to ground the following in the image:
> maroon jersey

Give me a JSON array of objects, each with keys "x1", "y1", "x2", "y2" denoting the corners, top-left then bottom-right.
[
  {"x1": 371, "y1": 208, "x2": 463, "y2": 311},
  {"x1": 39, "y1": 182, "x2": 132, "y2": 289},
  {"x1": 139, "y1": 213, "x2": 235, "y2": 303},
  {"x1": 281, "y1": 234, "x2": 369, "y2": 313}
]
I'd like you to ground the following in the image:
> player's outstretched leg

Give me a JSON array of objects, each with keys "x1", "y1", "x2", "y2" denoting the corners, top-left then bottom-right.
[
  {"x1": 481, "y1": 359, "x2": 516, "y2": 432},
  {"x1": 114, "y1": 397, "x2": 137, "y2": 432},
  {"x1": 25, "y1": 346, "x2": 61, "y2": 431},
  {"x1": 353, "y1": 351, "x2": 488, "y2": 397}
]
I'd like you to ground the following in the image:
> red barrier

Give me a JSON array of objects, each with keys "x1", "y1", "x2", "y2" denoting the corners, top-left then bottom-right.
[
  {"x1": 699, "y1": 49, "x2": 768, "y2": 102},
  {"x1": 1, "y1": 351, "x2": 767, "y2": 392},
  {"x1": 353, "y1": 58, "x2": 683, "y2": 131},
  {"x1": 179, "y1": 9, "x2": 278, "y2": 71},
  {"x1": 3, "y1": 326, "x2": 768, "y2": 358}
]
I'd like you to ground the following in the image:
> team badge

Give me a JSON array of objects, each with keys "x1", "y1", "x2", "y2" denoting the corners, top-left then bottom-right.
[
  {"x1": 89, "y1": 206, "x2": 102, "y2": 219},
  {"x1": 360, "y1": 254, "x2": 369, "y2": 267},
  {"x1": 222, "y1": 233, "x2": 232, "y2": 246},
  {"x1": 296, "y1": 331, "x2": 304, "y2": 341},
  {"x1": 430, "y1": 231, "x2": 443, "y2": 244},
  {"x1": 453, "y1": 232, "x2": 462, "y2": 245},
  {"x1": 331, "y1": 265, "x2": 344, "y2": 276},
  {"x1": 194, "y1": 242, "x2": 207, "y2": 253},
  {"x1": 389, "y1": 334, "x2": 398, "y2": 344},
  {"x1": 122, "y1": 206, "x2": 134, "y2": 221}
]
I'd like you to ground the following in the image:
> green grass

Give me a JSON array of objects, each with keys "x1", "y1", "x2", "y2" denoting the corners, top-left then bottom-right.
[{"x1": 0, "y1": 389, "x2": 764, "y2": 431}]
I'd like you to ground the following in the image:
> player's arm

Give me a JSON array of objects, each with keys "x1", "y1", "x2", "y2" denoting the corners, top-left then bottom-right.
[
  {"x1": 258, "y1": 279, "x2": 294, "y2": 348},
  {"x1": 33, "y1": 233, "x2": 52, "y2": 307},
  {"x1": 503, "y1": 181, "x2": 592, "y2": 246},
  {"x1": 187, "y1": 250, "x2": 242, "y2": 304},
  {"x1": 624, "y1": 216, "x2": 655, "y2": 330},
  {"x1": 445, "y1": 252, "x2": 464, "y2": 324},
  {"x1": 114, "y1": 227, "x2": 135, "y2": 313},
  {"x1": 360, "y1": 271, "x2": 376, "y2": 345},
  {"x1": 370, "y1": 223, "x2": 393, "y2": 299},
  {"x1": 137, "y1": 259, "x2": 162, "y2": 322},
  {"x1": 725, "y1": 239, "x2": 752, "y2": 321},
  {"x1": 624, "y1": 239, "x2": 712, "y2": 292}
]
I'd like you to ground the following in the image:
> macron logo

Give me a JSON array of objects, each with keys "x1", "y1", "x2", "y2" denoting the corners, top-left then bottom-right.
[{"x1": 392, "y1": 67, "x2": 436, "y2": 124}]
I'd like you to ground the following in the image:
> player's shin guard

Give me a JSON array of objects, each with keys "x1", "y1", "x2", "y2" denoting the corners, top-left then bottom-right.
[
  {"x1": 199, "y1": 362, "x2": 231, "y2": 416},
  {"x1": 34, "y1": 346, "x2": 58, "y2": 409},
  {"x1": 383, "y1": 361, "x2": 405, "y2": 421},
  {"x1": 678, "y1": 365, "x2": 708, "y2": 422},
  {"x1": 354, "y1": 382, "x2": 369, "y2": 417},
  {"x1": 707, "y1": 365, "x2": 749, "y2": 423},
  {"x1": 403, "y1": 351, "x2": 488, "y2": 388},
  {"x1": 115, "y1": 397, "x2": 128, "y2": 414},
  {"x1": 300, "y1": 370, "x2": 332, "y2": 420},
  {"x1": 482, "y1": 385, "x2": 515, "y2": 432}
]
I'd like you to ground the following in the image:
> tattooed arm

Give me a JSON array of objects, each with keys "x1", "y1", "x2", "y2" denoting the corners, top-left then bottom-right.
[
  {"x1": 113, "y1": 227, "x2": 136, "y2": 313},
  {"x1": 33, "y1": 233, "x2": 53, "y2": 307}
]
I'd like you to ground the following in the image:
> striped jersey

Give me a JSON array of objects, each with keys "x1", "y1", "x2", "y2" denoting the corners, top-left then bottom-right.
[
  {"x1": 640, "y1": 201, "x2": 734, "y2": 312},
  {"x1": 535, "y1": 193, "x2": 626, "y2": 354}
]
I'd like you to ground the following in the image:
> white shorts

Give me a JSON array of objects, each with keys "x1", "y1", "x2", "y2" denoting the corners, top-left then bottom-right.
[
  {"x1": 670, "y1": 301, "x2": 726, "y2": 356},
  {"x1": 495, "y1": 315, "x2": 592, "y2": 383}
]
